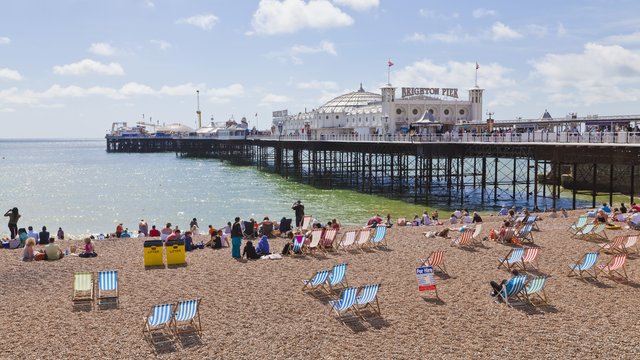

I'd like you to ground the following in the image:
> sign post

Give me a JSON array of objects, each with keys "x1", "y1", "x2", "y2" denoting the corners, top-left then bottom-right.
[{"x1": 416, "y1": 266, "x2": 439, "y2": 299}]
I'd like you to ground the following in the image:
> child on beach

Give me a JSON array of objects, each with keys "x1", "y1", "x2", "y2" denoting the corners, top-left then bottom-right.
[
  {"x1": 22, "y1": 238, "x2": 36, "y2": 261},
  {"x1": 79, "y1": 237, "x2": 97, "y2": 258},
  {"x1": 242, "y1": 240, "x2": 260, "y2": 260}
]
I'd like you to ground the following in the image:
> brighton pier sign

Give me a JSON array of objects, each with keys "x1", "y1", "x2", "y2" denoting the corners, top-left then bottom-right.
[{"x1": 401, "y1": 87, "x2": 458, "y2": 99}]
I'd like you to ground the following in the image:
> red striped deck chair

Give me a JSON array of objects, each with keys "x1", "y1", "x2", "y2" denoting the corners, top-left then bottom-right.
[
  {"x1": 320, "y1": 228, "x2": 338, "y2": 252},
  {"x1": 300, "y1": 215, "x2": 312, "y2": 231},
  {"x1": 306, "y1": 229, "x2": 323, "y2": 255},
  {"x1": 598, "y1": 236, "x2": 626, "y2": 254},
  {"x1": 498, "y1": 227, "x2": 515, "y2": 243},
  {"x1": 623, "y1": 235, "x2": 639, "y2": 254},
  {"x1": 419, "y1": 250, "x2": 448, "y2": 275},
  {"x1": 520, "y1": 247, "x2": 540, "y2": 271},
  {"x1": 337, "y1": 230, "x2": 357, "y2": 252},
  {"x1": 450, "y1": 228, "x2": 474, "y2": 248},
  {"x1": 597, "y1": 254, "x2": 628, "y2": 281},
  {"x1": 355, "y1": 228, "x2": 372, "y2": 251}
]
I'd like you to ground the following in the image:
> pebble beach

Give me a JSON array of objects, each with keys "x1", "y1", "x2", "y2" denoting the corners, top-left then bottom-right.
[{"x1": 2, "y1": 210, "x2": 640, "y2": 359}]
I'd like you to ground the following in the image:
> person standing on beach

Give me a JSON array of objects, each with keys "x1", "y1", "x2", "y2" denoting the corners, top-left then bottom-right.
[
  {"x1": 231, "y1": 217, "x2": 243, "y2": 259},
  {"x1": 4, "y1": 207, "x2": 20, "y2": 239},
  {"x1": 57, "y1": 227, "x2": 64, "y2": 240},
  {"x1": 115, "y1": 223, "x2": 123, "y2": 238},
  {"x1": 292, "y1": 200, "x2": 305, "y2": 228}
]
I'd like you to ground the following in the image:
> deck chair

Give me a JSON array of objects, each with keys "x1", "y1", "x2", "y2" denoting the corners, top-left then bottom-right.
[
  {"x1": 572, "y1": 223, "x2": 594, "y2": 239},
  {"x1": 324, "y1": 263, "x2": 348, "y2": 294},
  {"x1": 497, "y1": 248, "x2": 524, "y2": 271},
  {"x1": 300, "y1": 215, "x2": 312, "y2": 231},
  {"x1": 623, "y1": 235, "x2": 639, "y2": 254},
  {"x1": 355, "y1": 228, "x2": 372, "y2": 251},
  {"x1": 597, "y1": 254, "x2": 628, "y2": 281},
  {"x1": 526, "y1": 216, "x2": 540, "y2": 231},
  {"x1": 302, "y1": 269, "x2": 331, "y2": 292},
  {"x1": 519, "y1": 247, "x2": 540, "y2": 271},
  {"x1": 497, "y1": 275, "x2": 528, "y2": 306},
  {"x1": 471, "y1": 223, "x2": 484, "y2": 244},
  {"x1": 589, "y1": 224, "x2": 608, "y2": 241},
  {"x1": 524, "y1": 276, "x2": 548, "y2": 306},
  {"x1": 243, "y1": 220, "x2": 256, "y2": 239},
  {"x1": 143, "y1": 303, "x2": 174, "y2": 345},
  {"x1": 599, "y1": 236, "x2": 626, "y2": 254},
  {"x1": 419, "y1": 250, "x2": 448, "y2": 275},
  {"x1": 72, "y1": 272, "x2": 94, "y2": 308},
  {"x1": 306, "y1": 229, "x2": 323, "y2": 254},
  {"x1": 328, "y1": 287, "x2": 359, "y2": 318},
  {"x1": 569, "y1": 215, "x2": 588, "y2": 234},
  {"x1": 172, "y1": 299, "x2": 202, "y2": 338},
  {"x1": 498, "y1": 227, "x2": 515, "y2": 243},
  {"x1": 568, "y1": 252, "x2": 600, "y2": 279},
  {"x1": 355, "y1": 283, "x2": 381, "y2": 318},
  {"x1": 337, "y1": 230, "x2": 357, "y2": 252},
  {"x1": 451, "y1": 228, "x2": 474, "y2": 248},
  {"x1": 320, "y1": 228, "x2": 338, "y2": 251},
  {"x1": 516, "y1": 224, "x2": 535, "y2": 244},
  {"x1": 370, "y1": 224, "x2": 388, "y2": 248},
  {"x1": 97, "y1": 270, "x2": 119, "y2": 308},
  {"x1": 260, "y1": 222, "x2": 275, "y2": 238},
  {"x1": 290, "y1": 235, "x2": 305, "y2": 255}
]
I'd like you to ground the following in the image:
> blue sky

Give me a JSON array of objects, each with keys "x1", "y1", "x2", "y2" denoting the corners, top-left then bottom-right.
[{"x1": 2, "y1": 0, "x2": 640, "y2": 137}]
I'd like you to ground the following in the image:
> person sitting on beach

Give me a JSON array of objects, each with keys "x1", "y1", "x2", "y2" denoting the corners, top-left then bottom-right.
[
  {"x1": 507, "y1": 209, "x2": 516, "y2": 220},
  {"x1": 57, "y1": 227, "x2": 64, "y2": 240},
  {"x1": 120, "y1": 229, "x2": 131, "y2": 238},
  {"x1": 259, "y1": 217, "x2": 274, "y2": 238},
  {"x1": 137, "y1": 231, "x2": 145, "y2": 238},
  {"x1": 498, "y1": 205, "x2": 509, "y2": 216},
  {"x1": 22, "y1": 238, "x2": 36, "y2": 261},
  {"x1": 422, "y1": 211, "x2": 431, "y2": 225},
  {"x1": 367, "y1": 214, "x2": 383, "y2": 228},
  {"x1": 18, "y1": 228, "x2": 29, "y2": 247},
  {"x1": 462, "y1": 213, "x2": 473, "y2": 224},
  {"x1": 561, "y1": 208, "x2": 569, "y2": 218},
  {"x1": 472, "y1": 212, "x2": 483, "y2": 223},
  {"x1": 160, "y1": 223, "x2": 173, "y2": 241},
  {"x1": 412, "y1": 215, "x2": 421, "y2": 226},
  {"x1": 549, "y1": 208, "x2": 558, "y2": 219},
  {"x1": 628, "y1": 210, "x2": 640, "y2": 228},
  {"x1": 39, "y1": 226, "x2": 50, "y2": 245},
  {"x1": 206, "y1": 229, "x2": 223, "y2": 249},
  {"x1": 611, "y1": 208, "x2": 625, "y2": 222},
  {"x1": 44, "y1": 238, "x2": 64, "y2": 260},
  {"x1": 331, "y1": 218, "x2": 341, "y2": 231},
  {"x1": 182, "y1": 231, "x2": 194, "y2": 251},
  {"x1": 620, "y1": 203, "x2": 628, "y2": 214},
  {"x1": 149, "y1": 225, "x2": 160, "y2": 237},
  {"x1": 78, "y1": 237, "x2": 97, "y2": 258},
  {"x1": 449, "y1": 213, "x2": 458, "y2": 224},
  {"x1": 26, "y1": 226, "x2": 39, "y2": 244},
  {"x1": 242, "y1": 240, "x2": 260, "y2": 260},
  {"x1": 453, "y1": 209, "x2": 462, "y2": 219},
  {"x1": 431, "y1": 210, "x2": 439, "y2": 221},
  {"x1": 166, "y1": 229, "x2": 181, "y2": 242},
  {"x1": 600, "y1": 203, "x2": 611, "y2": 214},
  {"x1": 594, "y1": 209, "x2": 610, "y2": 225},
  {"x1": 256, "y1": 235, "x2": 270, "y2": 256},
  {"x1": 490, "y1": 269, "x2": 519, "y2": 301},
  {"x1": 208, "y1": 225, "x2": 216, "y2": 239}
]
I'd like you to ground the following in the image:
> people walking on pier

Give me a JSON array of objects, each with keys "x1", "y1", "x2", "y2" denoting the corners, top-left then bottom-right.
[{"x1": 292, "y1": 201, "x2": 305, "y2": 228}]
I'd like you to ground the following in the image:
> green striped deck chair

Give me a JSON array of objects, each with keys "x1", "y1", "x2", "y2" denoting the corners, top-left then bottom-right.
[
  {"x1": 524, "y1": 276, "x2": 548, "y2": 306},
  {"x1": 72, "y1": 271, "x2": 94, "y2": 308},
  {"x1": 568, "y1": 215, "x2": 588, "y2": 235}
]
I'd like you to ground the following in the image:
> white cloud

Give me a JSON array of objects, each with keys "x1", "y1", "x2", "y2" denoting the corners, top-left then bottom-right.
[
  {"x1": 159, "y1": 83, "x2": 203, "y2": 96},
  {"x1": 53, "y1": 59, "x2": 125, "y2": 76},
  {"x1": 556, "y1": 23, "x2": 567, "y2": 37},
  {"x1": 297, "y1": 80, "x2": 338, "y2": 90},
  {"x1": 177, "y1": 14, "x2": 219, "y2": 31},
  {"x1": 260, "y1": 93, "x2": 290, "y2": 106},
  {"x1": 403, "y1": 30, "x2": 470, "y2": 44},
  {"x1": 120, "y1": 82, "x2": 155, "y2": 96},
  {"x1": 0, "y1": 68, "x2": 23, "y2": 81},
  {"x1": 333, "y1": 0, "x2": 378, "y2": 11},
  {"x1": 604, "y1": 31, "x2": 640, "y2": 44},
  {"x1": 0, "y1": 37, "x2": 10, "y2": 45},
  {"x1": 207, "y1": 83, "x2": 245, "y2": 98},
  {"x1": 249, "y1": 0, "x2": 353, "y2": 35},
  {"x1": 418, "y1": 9, "x2": 458, "y2": 20},
  {"x1": 145, "y1": 0, "x2": 155, "y2": 8},
  {"x1": 531, "y1": 43, "x2": 640, "y2": 106},
  {"x1": 266, "y1": 40, "x2": 337, "y2": 64},
  {"x1": 88, "y1": 42, "x2": 116, "y2": 56},
  {"x1": 472, "y1": 8, "x2": 496, "y2": 18},
  {"x1": 150, "y1": 39, "x2": 171, "y2": 50},
  {"x1": 491, "y1": 22, "x2": 522, "y2": 41},
  {"x1": 523, "y1": 24, "x2": 549, "y2": 37}
]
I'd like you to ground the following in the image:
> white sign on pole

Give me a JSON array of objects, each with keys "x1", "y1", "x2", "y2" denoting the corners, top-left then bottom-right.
[{"x1": 416, "y1": 266, "x2": 436, "y2": 292}]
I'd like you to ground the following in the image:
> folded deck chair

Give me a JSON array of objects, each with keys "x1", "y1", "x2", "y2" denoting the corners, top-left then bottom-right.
[
  {"x1": 568, "y1": 252, "x2": 600, "y2": 279},
  {"x1": 516, "y1": 224, "x2": 535, "y2": 244},
  {"x1": 306, "y1": 229, "x2": 323, "y2": 254},
  {"x1": 370, "y1": 224, "x2": 388, "y2": 248},
  {"x1": 302, "y1": 269, "x2": 331, "y2": 292},
  {"x1": 172, "y1": 299, "x2": 202, "y2": 338},
  {"x1": 519, "y1": 247, "x2": 540, "y2": 271},
  {"x1": 599, "y1": 236, "x2": 626, "y2": 254},
  {"x1": 143, "y1": 303, "x2": 174, "y2": 345},
  {"x1": 328, "y1": 287, "x2": 359, "y2": 318},
  {"x1": 597, "y1": 254, "x2": 628, "y2": 281},
  {"x1": 320, "y1": 228, "x2": 338, "y2": 251},
  {"x1": 97, "y1": 270, "x2": 119, "y2": 308},
  {"x1": 497, "y1": 275, "x2": 528, "y2": 306},
  {"x1": 451, "y1": 228, "x2": 474, "y2": 248},
  {"x1": 337, "y1": 230, "x2": 357, "y2": 252},
  {"x1": 524, "y1": 276, "x2": 548, "y2": 306},
  {"x1": 355, "y1": 229, "x2": 372, "y2": 251},
  {"x1": 497, "y1": 248, "x2": 524, "y2": 271},
  {"x1": 419, "y1": 250, "x2": 447, "y2": 275},
  {"x1": 290, "y1": 235, "x2": 305, "y2": 255},
  {"x1": 355, "y1": 283, "x2": 381, "y2": 318},
  {"x1": 324, "y1": 263, "x2": 348, "y2": 293},
  {"x1": 72, "y1": 272, "x2": 94, "y2": 307},
  {"x1": 569, "y1": 215, "x2": 588, "y2": 234},
  {"x1": 301, "y1": 215, "x2": 312, "y2": 231}
]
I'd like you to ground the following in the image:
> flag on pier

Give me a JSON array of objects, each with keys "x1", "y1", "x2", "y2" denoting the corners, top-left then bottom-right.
[
  {"x1": 388, "y1": 59, "x2": 394, "y2": 67},
  {"x1": 476, "y1": 62, "x2": 479, "y2": 70}
]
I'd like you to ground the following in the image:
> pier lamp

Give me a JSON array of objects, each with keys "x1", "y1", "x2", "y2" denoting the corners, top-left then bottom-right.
[
  {"x1": 277, "y1": 121, "x2": 283, "y2": 140},
  {"x1": 304, "y1": 120, "x2": 311, "y2": 140}
]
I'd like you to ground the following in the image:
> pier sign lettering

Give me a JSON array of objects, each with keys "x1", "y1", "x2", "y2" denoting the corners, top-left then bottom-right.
[{"x1": 402, "y1": 87, "x2": 458, "y2": 99}]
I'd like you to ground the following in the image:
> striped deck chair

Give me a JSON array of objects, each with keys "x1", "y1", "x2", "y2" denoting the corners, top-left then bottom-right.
[
  {"x1": 525, "y1": 216, "x2": 540, "y2": 231},
  {"x1": 302, "y1": 269, "x2": 331, "y2": 292},
  {"x1": 568, "y1": 252, "x2": 600, "y2": 279},
  {"x1": 320, "y1": 228, "x2": 338, "y2": 252},
  {"x1": 498, "y1": 227, "x2": 515, "y2": 243},
  {"x1": 471, "y1": 223, "x2": 484, "y2": 245},
  {"x1": 143, "y1": 303, "x2": 174, "y2": 345},
  {"x1": 355, "y1": 228, "x2": 372, "y2": 251},
  {"x1": 623, "y1": 235, "x2": 639, "y2": 254},
  {"x1": 300, "y1": 215, "x2": 312, "y2": 231},
  {"x1": 451, "y1": 228, "x2": 474, "y2": 248},
  {"x1": 324, "y1": 263, "x2": 348, "y2": 293},
  {"x1": 569, "y1": 215, "x2": 588, "y2": 234},
  {"x1": 172, "y1": 299, "x2": 202, "y2": 338},
  {"x1": 572, "y1": 223, "x2": 594, "y2": 239},
  {"x1": 599, "y1": 236, "x2": 626, "y2": 254},
  {"x1": 497, "y1": 248, "x2": 524, "y2": 271},
  {"x1": 306, "y1": 229, "x2": 323, "y2": 255},
  {"x1": 355, "y1": 283, "x2": 381, "y2": 318},
  {"x1": 524, "y1": 276, "x2": 548, "y2": 306},
  {"x1": 519, "y1": 247, "x2": 540, "y2": 271},
  {"x1": 589, "y1": 224, "x2": 608, "y2": 242},
  {"x1": 370, "y1": 225, "x2": 388, "y2": 248},
  {"x1": 72, "y1": 271, "x2": 94, "y2": 308},
  {"x1": 291, "y1": 235, "x2": 305, "y2": 255},
  {"x1": 514, "y1": 216, "x2": 525, "y2": 224},
  {"x1": 337, "y1": 230, "x2": 357, "y2": 252},
  {"x1": 597, "y1": 254, "x2": 628, "y2": 281},
  {"x1": 497, "y1": 275, "x2": 528, "y2": 306},
  {"x1": 97, "y1": 270, "x2": 119, "y2": 308},
  {"x1": 419, "y1": 250, "x2": 448, "y2": 275},
  {"x1": 516, "y1": 224, "x2": 535, "y2": 244},
  {"x1": 328, "y1": 287, "x2": 359, "y2": 318}
]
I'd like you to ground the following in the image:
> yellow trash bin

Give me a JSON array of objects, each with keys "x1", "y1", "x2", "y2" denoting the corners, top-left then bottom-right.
[
  {"x1": 143, "y1": 240, "x2": 164, "y2": 267},
  {"x1": 166, "y1": 239, "x2": 186, "y2": 265}
]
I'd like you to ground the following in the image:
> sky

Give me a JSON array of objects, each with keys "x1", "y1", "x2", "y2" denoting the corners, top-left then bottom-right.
[{"x1": 2, "y1": 0, "x2": 640, "y2": 138}]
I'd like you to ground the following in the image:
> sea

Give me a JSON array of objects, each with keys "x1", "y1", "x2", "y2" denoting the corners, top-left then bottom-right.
[{"x1": 0, "y1": 139, "x2": 431, "y2": 237}]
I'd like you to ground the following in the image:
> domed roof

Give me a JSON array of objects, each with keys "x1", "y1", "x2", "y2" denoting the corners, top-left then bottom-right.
[
  {"x1": 317, "y1": 84, "x2": 381, "y2": 114},
  {"x1": 157, "y1": 123, "x2": 194, "y2": 133}
]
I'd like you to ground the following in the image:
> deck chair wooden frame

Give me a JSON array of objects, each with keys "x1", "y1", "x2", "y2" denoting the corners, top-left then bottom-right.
[
  {"x1": 497, "y1": 248, "x2": 524, "y2": 271},
  {"x1": 370, "y1": 225, "x2": 388, "y2": 249},
  {"x1": 337, "y1": 230, "x2": 357, "y2": 252},
  {"x1": 172, "y1": 298, "x2": 203, "y2": 339},
  {"x1": 355, "y1": 229, "x2": 372, "y2": 251},
  {"x1": 328, "y1": 287, "x2": 360, "y2": 319},
  {"x1": 572, "y1": 223, "x2": 595, "y2": 239},
  {"x1": 518, "y1": 247, "x2": 540, "y2": 271},
  {"x1": 524, "y1": 276, "x2": 548, "y2": 306},
  {"x1": 498, "y1": 275, "x2": 528, "y2": 307},
  {"x1": 72, "y1": 271, "x2": 94, "y2": 308},
  {"x1": 419, "y1": 250, "x2": 448, "y2": 275},
  {"x1": 355, "y1": 284, "x2": 381, "y2": 318},
  {"x1": 568, "y1": 252, "x2": 600, "y2": 279},
  {"x1": 623, "y1": 235, "x2": 639, "y2": 254},
  {"x1": 97, "y1": 270, "x2": 119, "y2": 308},
  {"x1": 597, "y1": 254, "x2": 628, "y2": 281},
  {"x1": 143, "y1": 303, "x2": 175, "y2": 346}
]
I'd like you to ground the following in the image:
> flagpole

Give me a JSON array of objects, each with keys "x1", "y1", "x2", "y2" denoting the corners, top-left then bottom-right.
[
  {"x1": 387, "y1": 63, "x2": 391, "y2": 85},
  {"x1": 475, "y1": 62, "x2": 478, "y2": 88}
]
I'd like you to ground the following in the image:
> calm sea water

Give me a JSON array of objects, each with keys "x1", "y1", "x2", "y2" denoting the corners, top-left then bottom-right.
[{"x1": 0, "y1": 139, "x2": 430, "y2": 237}]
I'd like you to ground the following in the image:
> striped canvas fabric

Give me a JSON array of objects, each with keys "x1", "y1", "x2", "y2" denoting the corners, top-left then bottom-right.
[
  {"x1": 148, "y1": 303, "x2": 173, "y2": 327},
  {"x1": 175, "y1": 299, "x2": 198, "y2": 322},
  {"x1": 99, "y1": 271, "x2": 117, "y2": 291}
]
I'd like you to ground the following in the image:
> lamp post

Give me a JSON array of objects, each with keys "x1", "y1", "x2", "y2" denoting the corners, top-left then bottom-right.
[
  {"x1": 277, "y1": 121, "x2": 283, "y2": 140},
  {"x1": 486, "y1": 111, "x2": 494, "y2": 133}
]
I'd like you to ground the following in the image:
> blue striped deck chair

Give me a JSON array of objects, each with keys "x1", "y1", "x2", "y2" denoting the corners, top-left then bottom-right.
[
  {"x1": 328, "y1": 287, "x2": 359, "y2": 318},
  {"x1": 526, "y1": 216, "x2": 540, "y2": 231},
  {"x1": 324, "y1": 263, "x2": 348, "y2": 294},
  {"x1": 97, "y1": 270, "x2": 119, "y2": 308},
  {"x1": 497, "y1": 275, "x2": 528, "y2": 306},
  {"x1": 516, "y1": 224, "x2": 534, "y2": 244},
  {"x1": 355, "y1": 283, "x2": 381, "y2": 318},
  {"x1": 572, "y1": 223, "x2": 594, "y2": 239},
  {"x1": 524, "y1": 276, "x2": 548, "y2": 306},
  {"x1": 302, "y1": 269, "x2": 330, "y2": 292},
  {"x1": 514, "y1": 216, "x2": 525, "y2": 224},
  {"x1": 172, "y1": 299, "x2": 202, "y2": 338},
  {"x1": 370, "y1": 225, "x2": 388, "y2": 248},
  {"x1": 568, "y1": 252, "x2": 600, "y2": 279},
  {"x1": 497, "y1": 248, "x2": 524, "y2": 271},
  {"x1": 143, "y1": 303, "x2": 175, "y2": 345},
  {"x1": 569, "y1": 215, "x2": 588, "y2": 235},
  {"x1": 291, "y1": 235, "x2": 305, "y2": 255}
]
